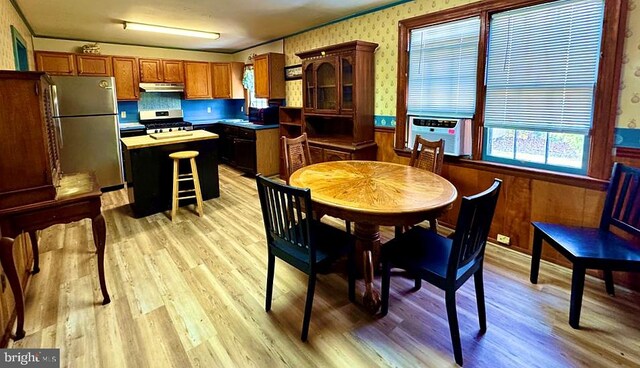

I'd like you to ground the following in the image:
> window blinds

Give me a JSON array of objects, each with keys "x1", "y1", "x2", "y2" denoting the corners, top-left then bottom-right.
[
  {"x1": 407, "y1": 17, "x2": 480, "y2": 117},
  {"x1": 484, "y1": 0, "x2": 604, "y2": 135}
]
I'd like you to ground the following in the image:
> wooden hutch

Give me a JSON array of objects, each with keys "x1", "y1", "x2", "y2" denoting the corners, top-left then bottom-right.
[
  {"x1": 293, "y1": 40, "x2": 378, "y2": 165},
  {"x1": 0, "y1": 71, "x2": 61, "y2": 209}
]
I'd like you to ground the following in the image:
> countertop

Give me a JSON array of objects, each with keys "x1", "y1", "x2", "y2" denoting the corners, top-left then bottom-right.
[
  {"x1": 119, "y1": 122, "x2": 145, "y2": 131},
  {"x1": 121, "y1": 130, "x2": 219, "y2": 150},
  {"x1": 191, "y1": 119, "x2": 279, "y2": 130},
  {"x1": 118, "y1": 119, "x2": 279, "y2": 132}
]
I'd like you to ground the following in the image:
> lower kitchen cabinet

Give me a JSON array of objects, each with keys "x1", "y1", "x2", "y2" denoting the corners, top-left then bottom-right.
[{"x1": 209, "y1": 124, "x2": 279, "y2": 176}]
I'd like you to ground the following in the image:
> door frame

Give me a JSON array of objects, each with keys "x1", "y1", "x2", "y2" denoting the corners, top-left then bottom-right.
[{"x1": 11, "y1": 26, "x2": 29, "y2": 71}]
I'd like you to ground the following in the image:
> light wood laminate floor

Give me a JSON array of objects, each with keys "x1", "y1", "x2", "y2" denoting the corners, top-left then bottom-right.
[{"x1": 10, "y1": 165, "x2": 640, "y2": 367}]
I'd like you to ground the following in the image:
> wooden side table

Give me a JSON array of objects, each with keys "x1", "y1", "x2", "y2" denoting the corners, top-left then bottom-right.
[{"x1": 0, "y1": 172, "x2": 110, "y2": 340}]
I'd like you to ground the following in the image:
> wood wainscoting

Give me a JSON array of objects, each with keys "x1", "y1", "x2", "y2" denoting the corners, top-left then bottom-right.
[{"x1": 375, "y1": 128, "x2": 640, "y2": 291}]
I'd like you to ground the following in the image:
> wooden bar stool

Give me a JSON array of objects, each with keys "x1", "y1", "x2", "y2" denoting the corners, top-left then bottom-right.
[{"x1": 169, "y1": 151, "x2": 204, "y2": 221}]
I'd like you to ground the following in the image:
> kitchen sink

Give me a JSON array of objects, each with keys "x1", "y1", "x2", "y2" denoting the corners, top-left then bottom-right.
[{"x1": 222, "y1": 119, "x2": 252, "y2": 124}]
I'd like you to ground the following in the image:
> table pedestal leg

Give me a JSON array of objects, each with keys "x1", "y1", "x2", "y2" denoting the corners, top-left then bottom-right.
[
  {"x1": 92, "y1": 214, "x2": 110, "y2": 305},
  {"x1": 354, "y1": 222, "x2": 381, "y2": 314},
  {"x1": 0, "y1": 236, "x2": 25, "y2": 340}
]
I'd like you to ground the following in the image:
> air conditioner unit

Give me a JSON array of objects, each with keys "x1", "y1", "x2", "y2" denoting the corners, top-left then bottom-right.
[{"x1": 407, "y1": 116, "x2": 472, "y2": 156}]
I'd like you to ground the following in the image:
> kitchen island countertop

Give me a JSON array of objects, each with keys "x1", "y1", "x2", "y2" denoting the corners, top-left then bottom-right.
[{"x1": 121, "y1": 130, "x2": 219, "y2": 150}]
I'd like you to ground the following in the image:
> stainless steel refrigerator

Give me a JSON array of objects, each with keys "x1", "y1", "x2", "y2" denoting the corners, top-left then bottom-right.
[{"x1": 51, "y1": 76, "x2": 124, "y2": 188}]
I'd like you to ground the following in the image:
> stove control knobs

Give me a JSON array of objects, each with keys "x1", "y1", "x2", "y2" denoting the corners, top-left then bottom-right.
[
  {"x1": 155, "y1": 129, "x2": 160, "y2": 133},
  {"x1": 169, "y1": 128, "x2": 173, "y2": 132}
]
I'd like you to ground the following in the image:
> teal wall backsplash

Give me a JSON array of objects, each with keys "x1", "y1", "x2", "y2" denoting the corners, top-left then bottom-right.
[{"x1": 139, "y1": 93, "x2": 182, "y2": 110}]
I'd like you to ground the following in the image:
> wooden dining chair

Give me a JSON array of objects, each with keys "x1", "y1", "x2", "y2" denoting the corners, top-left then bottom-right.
[
  {"x1": 282, "y1": 133, "x2": 351, "y2": 233},
  {"x1": 402, "y1": 135, "x2": 445, "y2": 234},
  {"x1": 530, "y1": 163, "x2": 640, "y2": 329},
  {"x1": 282, "y1": 133, "x2": 312, "y2": 185},
  {"x1": 256, "y1": 175, "x2": 356, "y2": 341},
  {"x1": 410, "y1": 135, "x2": 445, "y2": 175},
  {"x1": 381, "y1": 179, "x2": 502, "y2": 366}
]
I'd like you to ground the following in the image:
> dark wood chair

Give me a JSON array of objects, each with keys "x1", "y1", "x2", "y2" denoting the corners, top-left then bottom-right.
[
  {"x1": 381, "y1": 179, "x2": 502, "y2": 366},
  {"x1": 530, "y1": 163, "x2": 640, "y2": 329},
  {"x1": 256, "y1": 175, "x2": 356, "y2": 341},
  {"x1": 396, "y1": 136, "x2": 446, "y2": 290},
  {"x1": 282, "y1": 133, "x2": 351, "y2": 233}
]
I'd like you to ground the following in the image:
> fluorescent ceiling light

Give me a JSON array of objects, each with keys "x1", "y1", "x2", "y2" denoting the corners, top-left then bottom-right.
[{"x1": 124, "y1": 22, "x2": 220, "y2": 40}]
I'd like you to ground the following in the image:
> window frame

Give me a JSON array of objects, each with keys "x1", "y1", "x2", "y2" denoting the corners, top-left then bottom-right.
[{"x1": 395, "y1": 0, "x2": 627, "y2": 180}]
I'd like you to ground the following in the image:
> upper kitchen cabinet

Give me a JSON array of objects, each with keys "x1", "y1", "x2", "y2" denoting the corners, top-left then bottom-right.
[
  {"x1": 184, "y1": 61, "x2": 212, "y2": 99},
  {"x1": 162, "y1": 60, "x2": 184, "y2": 83},
  {"x1": 113, "y1": 57, "x2": 140, "y2": 101},
  {"x1": 253, "y1": 53, "x2": 285, "y2": 99},
  {"x1": 35, "y1": 51, "x2": 76, "y2": 76},
  {"x1": 211, "y1": 62, "x2": 244, "y2": 99},
  {"x1": 139, "y1": 58, "x2": 164, "y2": 82},
  {"x1": 76, "y1": 55, "x2": 112, "y2": 77}
]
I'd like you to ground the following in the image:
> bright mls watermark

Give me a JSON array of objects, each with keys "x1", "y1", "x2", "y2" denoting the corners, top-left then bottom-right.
[{"x1": 0, "y1": 349, "x2": 59, "y2": 368}]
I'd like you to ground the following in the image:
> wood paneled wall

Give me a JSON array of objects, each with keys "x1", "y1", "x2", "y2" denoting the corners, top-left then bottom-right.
[{"x1": 375, "y1": 128, "x2": 640, "y2": 291}]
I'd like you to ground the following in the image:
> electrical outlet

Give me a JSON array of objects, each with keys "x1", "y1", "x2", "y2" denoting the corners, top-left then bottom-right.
[
  {"x1": 496, "y1": 234, "x2": 510, "y2": 245},
  {"x1": 120, "y1": 111, "x2": 126, "y2": 119},
  {"x1": 207, "y1": 107, "x2": 212, "y2": 113}
]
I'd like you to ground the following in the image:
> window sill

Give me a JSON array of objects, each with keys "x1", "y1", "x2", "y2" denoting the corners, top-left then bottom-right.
[{"x1": 393, "y1": 147, "x2": 608, "y2": 191}]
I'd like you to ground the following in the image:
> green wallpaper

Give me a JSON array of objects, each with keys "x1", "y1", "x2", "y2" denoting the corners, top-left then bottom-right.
[
  {"x1": 0, "y1": 0, "x2": 34, "y2": 70},
  {"x1": 283, "y1": 0, "x2": 640, "y2": 130}
]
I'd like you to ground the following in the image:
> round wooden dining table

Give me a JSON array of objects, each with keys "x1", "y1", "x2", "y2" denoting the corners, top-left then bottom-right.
[{"x1": 289, "y1": 160, "x2": 458, "y2": 313}]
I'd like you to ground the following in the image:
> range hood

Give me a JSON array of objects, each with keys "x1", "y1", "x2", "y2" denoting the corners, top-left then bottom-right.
[{"x1": 139, "y1": 83, "x2": 184, "y2": 93}]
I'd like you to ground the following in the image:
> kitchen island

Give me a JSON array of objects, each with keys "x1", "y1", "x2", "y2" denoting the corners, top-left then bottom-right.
[{"x1": 121, "y1": 130, "x2": 220, "y2": 217}]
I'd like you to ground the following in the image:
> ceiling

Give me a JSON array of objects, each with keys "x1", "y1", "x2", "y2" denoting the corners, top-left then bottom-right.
[{"x1": 16, "y1": 0, "x2": 404, "y2": 53}]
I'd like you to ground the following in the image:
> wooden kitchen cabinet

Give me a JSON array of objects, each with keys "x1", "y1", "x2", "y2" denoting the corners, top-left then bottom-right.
[
  {"x1": 253, "y1": 53, "x2": 285, "y2": 99},
  {"x1": 139, "y1": 58, "x2": 164, "y2": 82},
  {"x1": 35, "y1": 51, "x2": 76, "y2": 76},
  {"x1": 210, "y1": 124, "x2": 279, "y2": 175},
  {"x1": 162, "y1": 60, "x2": 184, "y2": 83},
  {"x1": 76, "y1": 55, "x2": 112, "y2": 76},
  {"x1": 184, "y1": 61, "x2": 212, "y2": 99},
  {"x1": 113, "y1": 57, "x2": 140, "y2": 101},
  {"x1": 211, "y1": 62, "x2": 244, "y2": 99}
]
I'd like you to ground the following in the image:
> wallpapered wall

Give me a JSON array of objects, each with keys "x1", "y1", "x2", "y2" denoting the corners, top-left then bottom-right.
[
  {"x1": 0, "y1": 0, "x2": 34, "y2": 70},
  {"x1": 619, "y1": 0, "x2": 640, "y2": 130},
  {"x1": 283, "y1": 0, "x2": 640, "y2": 141}
]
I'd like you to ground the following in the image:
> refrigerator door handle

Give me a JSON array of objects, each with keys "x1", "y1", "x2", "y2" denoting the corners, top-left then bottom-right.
[
  {"x1": 51, "y1": 85, "x2": 61, "y2": 117},
  {"x1": 55, "y1": 117, "x2": 64, "y2": 148}
]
